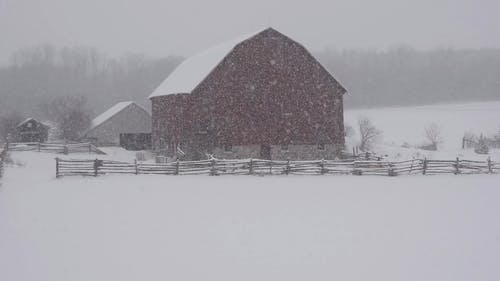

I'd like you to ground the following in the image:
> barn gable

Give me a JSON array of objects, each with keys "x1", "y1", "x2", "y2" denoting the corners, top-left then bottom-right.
[
  {"x1": 193, "y1": 28, "x2": 347, "y2": 98},
  {"x1": 150, "y1": 28, "x2": 346, "y2": 98}
]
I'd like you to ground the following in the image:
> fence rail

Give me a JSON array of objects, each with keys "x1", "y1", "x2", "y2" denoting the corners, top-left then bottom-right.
[
  {"x1": 55, "y1": 157, "x2": 498, "y2": 178},
  {"x1": 6, "y1": 142, "x2": 106, "y2": 155}
]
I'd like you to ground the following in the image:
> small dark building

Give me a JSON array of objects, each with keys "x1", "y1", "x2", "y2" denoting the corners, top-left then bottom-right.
[
  {"x1": 150, "y1": 28, "x2": 346, "y2": 160},
  {"x1": 16, "y1": 118, "x2": 49, "y2": 143}
]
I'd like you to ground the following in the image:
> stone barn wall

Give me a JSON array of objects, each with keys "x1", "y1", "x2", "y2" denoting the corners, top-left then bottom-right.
[{"x1": 151, "y1": 28, "x2": 346, "y2": 160}]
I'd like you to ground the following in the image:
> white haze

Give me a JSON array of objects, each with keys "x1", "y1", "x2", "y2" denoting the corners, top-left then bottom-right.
[{"x1": 0, "y1": 0, "x2": 499, "y2": 65}]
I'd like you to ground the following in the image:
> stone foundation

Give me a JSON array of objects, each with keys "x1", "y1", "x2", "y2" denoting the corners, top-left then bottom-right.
[
  {"x1": 211, "y1": 144, "x2": 343, "y2": 160},
  {"x1": 270, "y1": 144, "x2": 343, "y2": 160},
  {"x1": 213, "y1": 145, "x2": 261, "y2": 159}
]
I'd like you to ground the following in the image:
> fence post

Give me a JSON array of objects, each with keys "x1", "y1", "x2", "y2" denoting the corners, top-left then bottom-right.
[
  {"x1": 388, "y1": 162, "x2": 397, "y2": 176},
  {"x1": 88, "y1": 143, "x2": 92, "y2": 154},
  {"x1": 352, "y1": 161, "x2": 362, "y2": 175},
  {"x1": 135, "y1": 159, "x2": 139, "y2": 175},
  {"x1": 210, "y1": 159, "x2": 217, "y2": 176},
  {"x1": 285, "y1": 159, "x2": 290, "y2": 175},
  {"x1": 454, "y1": 157, "x2": 460, "y2": 175},
  {"x1": 422, "y1": 158, "x2": 427, "y2": 175},
  {"x1": 249, "y1": 158, "x2": 253, "y2": 175},
  {"x1": 63, "y1": 145, "x2": 69, "y2": 155},
  {"x1": 0, "y1": 158, "x2": 3, "y2": 179},
  {"x1": 175, "y1": 159, "x2": 179, "y2": 175},
  {"x1": 37, "y1": 142, "x2": 41, "y2": 152},
  {"x1": 320, "y1": 159, "x2": 326, "y2": 175},
  {"x1": 93, "y1": 158, "x2": 99, "y2": 177},
  {"x1": 269, "y1": 160, "x2": 273, "y2": 175},
  {"x1": 55, "y1": 157, "x2": 60, "y2": 178},
  {"x1": 487, "y1": 157, "x2": 492, "y2": 173}
]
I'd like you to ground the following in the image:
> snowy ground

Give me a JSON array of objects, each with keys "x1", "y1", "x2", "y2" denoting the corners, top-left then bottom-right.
[
  {"x1": 345, "y1": 101, "x2": 500, "y2": 160},
  {"x1": 1, "y1": 151, "x2": 500, "y2": 281},
  {"x1": 1, "y1": 101, "x2": 499, "y2": 281}
]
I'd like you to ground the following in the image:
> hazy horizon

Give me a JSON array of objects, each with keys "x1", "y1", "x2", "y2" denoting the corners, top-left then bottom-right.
[{"x1": 1, "y1": 0, "x2": 499, "y2": 65}]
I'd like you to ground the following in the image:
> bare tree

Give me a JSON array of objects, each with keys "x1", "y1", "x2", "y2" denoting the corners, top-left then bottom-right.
[
  {"x1": 358, "y1": 117, "x2": 381, "y2": 151},
  {"x1": 40, "y1": 96, "x2": 91, "y2": 141},
  {"x1": 474, "y1": 134, "x2": 489, "y2": 154},
  {"x1": 0, "y1": 112, "x2": 24, "y2": 143},
  {"x1": 423, "y1": 123, "x2": 442, "y2": 150}
]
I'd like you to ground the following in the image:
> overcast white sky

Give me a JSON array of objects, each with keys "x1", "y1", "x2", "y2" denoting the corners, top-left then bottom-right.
[{"x1": 0, "y1": 0, "x2": 499, "y2": 64}]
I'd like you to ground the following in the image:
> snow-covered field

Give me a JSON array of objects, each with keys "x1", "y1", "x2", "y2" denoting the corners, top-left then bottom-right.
[
  {"x1": 345, "y1": 101, "x2": 500, "y2": 160},
  {"x1": 1, "y1": 101, "x2": 500, "y2": 281},
  {"x1": 1, "y1": 151, "x2": 500, "y2": 281}
]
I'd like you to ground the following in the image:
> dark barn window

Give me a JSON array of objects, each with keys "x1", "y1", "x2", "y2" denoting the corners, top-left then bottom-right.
[{"x1": 120, "y1": 133, "x2": 152, "y2": 150}]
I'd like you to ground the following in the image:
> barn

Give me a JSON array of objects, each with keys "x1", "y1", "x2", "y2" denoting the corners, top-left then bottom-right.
[
  {"x1": 84, "y1": 101, "x2": 152, "y2": 149},
  {"x1": 15, "y1": 118, "x2": 49, "y2": 143},
  {"x1": 150, "y1": 28, "x2": 347, "y2": 160}
]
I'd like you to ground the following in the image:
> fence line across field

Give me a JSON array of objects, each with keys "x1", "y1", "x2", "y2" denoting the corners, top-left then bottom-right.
[
  {"x1": 55, "y1": 157, "x2": 498, "y2": 178},
  {"x1": 5, "y1": 142, "x2": 106, "y2": 155}
]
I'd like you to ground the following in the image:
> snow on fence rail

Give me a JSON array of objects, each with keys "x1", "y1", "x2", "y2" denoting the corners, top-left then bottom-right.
[
  {"x1": 6, "y1": 142, "x2": 106, "y2": 155},
  {"x1": 55, "y1": 157, "x2": 497, "y2": 178}
]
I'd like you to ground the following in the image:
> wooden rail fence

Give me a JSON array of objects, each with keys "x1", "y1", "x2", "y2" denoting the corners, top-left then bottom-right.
[
  {"x1": 55, "y1": 157, "x2": 498, "y2": 178},
  {"x1": 6, "y1": 142, "x2": 106, "y2": 155}
]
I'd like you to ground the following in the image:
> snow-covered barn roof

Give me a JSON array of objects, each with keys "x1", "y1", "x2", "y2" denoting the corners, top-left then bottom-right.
[
  {"x1": 149, "y1": 27, "x2": 346, "y2": 98},
  {"x1": 89, "y1": 101, "x2": 149, "y2": 131},
  {"x1": 149, "y1": 29, "x2": 266, "y2": 98},
  {"x1": 17, "y1": 118, "x2": 36, "y2": 127},
  {"x1": 17, "y1": 118, "x2": 48, "y2": 128}
]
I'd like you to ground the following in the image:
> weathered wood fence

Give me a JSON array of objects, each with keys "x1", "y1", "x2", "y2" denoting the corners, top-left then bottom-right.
[
  {"x1": 55, "y1": 157, "x2": 498, "y2": 178},
  {"x1": 6, "y1": 142, "x2": 106, "y2": 155}
]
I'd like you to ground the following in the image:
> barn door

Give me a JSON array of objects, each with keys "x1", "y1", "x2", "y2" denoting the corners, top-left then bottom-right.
[{"x1": 260, "y1": 144, "x2": 271, "y2": 160}]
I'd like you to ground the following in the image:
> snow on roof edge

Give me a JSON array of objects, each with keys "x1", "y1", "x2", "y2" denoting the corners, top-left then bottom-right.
[
  {"x1": 17, "y1": 117, "x2": 48, "y2": 128},
  {"x1": 17, "y1": 118, "x2": 36, "y2": 127},
  {"x1": 149, "y1": 29, "x2": 266, "y2": 98},
  {"x1": 88, "y1": 101, "x2": 135, "y2": 131}
]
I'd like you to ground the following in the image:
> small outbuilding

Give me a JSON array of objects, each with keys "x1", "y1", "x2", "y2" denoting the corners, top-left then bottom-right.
[
  {"x1": 15, "y1": 118, "x2": 49, "y2": 143},
  {"x1": 84, "y1": 101, "x2": 151, "y2": 149}
]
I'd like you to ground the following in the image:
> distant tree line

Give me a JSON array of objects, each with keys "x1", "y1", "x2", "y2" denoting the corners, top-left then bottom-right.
[
  {"x1": 2, "y1": 45, "x2": 500, "y2": 117},
  {"x1": 0, "y1": 45, "x2": 182, "y2": 141},
  {"x1": 0, "y1": 45, "x2": 182, "y2": 119},
  {"x1": 1, "y1": 44, "x2": 500, "y2": 141},
  {"x1": 316, "y1": 46, "x2": 500, "y2": 107}
]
